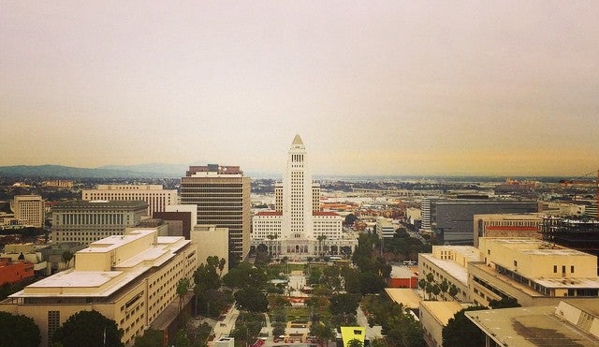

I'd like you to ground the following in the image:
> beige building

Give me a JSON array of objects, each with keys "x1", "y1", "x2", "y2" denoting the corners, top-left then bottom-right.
[
  {"x1": 418, "y1": 246, "x2": 482, "y2": 303},
  {"x1": 191, "y1": 224, "x2": 229, "y2": 275},
  {"x1": 10, "y1": 195, "x2": 45, "y2": 228},
  {"x1": 82, "y1": 184, "x2": 178, "y2": 216},
  {"x1": 0, "y1": 229, "x2": 196, "y2": 347},
  {"x1": 473, "y1": 213, "x2": 541, "y2": 247},
  {"x1": 180, "y1": 165, "x2": 251, "y2": 266},
  {"x1": 470, "y1": 237, "x2": 599, "y2": 307},
  {"x1": 419, "y1": 301, "x2": 466, "y2": 347},
  {"x1": 466, "y1": 299, "x2": 599, "y2": 346},
  {"x1": 51, "y1": 200, "x2": 148, "y2": 245}
]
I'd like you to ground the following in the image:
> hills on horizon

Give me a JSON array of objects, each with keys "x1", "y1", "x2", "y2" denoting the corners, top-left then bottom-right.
[
  {"x1": 0, "y1": 163, "x2": 281, "y2": 180},
  {"x1": 0, "y1": 163, "x2": 189, "y2": 179},
  {"x1": 0, "y1": 163, "x2": 573, "y2": 183}
]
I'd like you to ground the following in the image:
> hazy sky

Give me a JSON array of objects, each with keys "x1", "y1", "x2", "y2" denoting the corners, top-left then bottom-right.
[{"x1": 1, "y1": 1, "x2": 598, "y2": 177}]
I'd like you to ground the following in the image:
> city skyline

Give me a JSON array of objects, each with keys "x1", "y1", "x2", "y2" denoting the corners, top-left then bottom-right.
[{"x1": 2, "y1": 2, "x2": 598, "y2": 177}]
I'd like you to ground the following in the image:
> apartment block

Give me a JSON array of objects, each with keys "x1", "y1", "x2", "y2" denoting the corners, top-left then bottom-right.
[{"x1": 0, "y1": 229, "x2": 196, "y2": 347}]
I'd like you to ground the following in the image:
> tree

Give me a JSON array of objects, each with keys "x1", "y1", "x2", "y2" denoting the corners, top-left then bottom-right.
[
  {"x1": 194, "y1": 260, "x2": 221, "y2": 294},
  {"x1": 133, "y1": 328, "x2": 162, "y2": 347},
  {"x1": 431, "y1": 284, "x2": 441, "y2": 300},
  {"x1": 234, "y1": 287, "x2": 268, "y2": 312},
  {"x1": 52, "y1": 310, "x2": 124, "y2": 347},
  {"x1": 177, "y1": 277, "x2": 190, "y2": 313},
  {"x1": 424, "y1": 282, "x2": 434, "y2": 300},
  {"x1": 359, "y1": 271, "x2": 387, "y2": 295},
  {"x1": 417, "y1": 278, "x2": 426, "y2": 294},
  {"x1": 348, "y1": 338, "x2": 364, "y2": 347},
  {"x1": 344, "y1": 213, "x2": 358, "y2": 226},
  {"x1": 317, "y1": 235, "x2": 327, "y2": 257},
  {"x1": 218, "y1": 257, "x2": 226, "y2": 277},
  {"x1": 439, "y1": 280, "x2": 449, "y2": 300},
  {"x1": 172, "y1": 328, "x2": 191, "y2": 347},
  {"x1": 489, "y1": 297, "x2": 521, "y2": 309},
  {"x1": 329, "y1": 293, "x2": 360, "y2": 316},
  {"x1": 309, "y1": 322, "x2": 335, "y2": 347},
  {"x1": 448, "y1": 284, "x2": 459, "y2": 298},
  {"x1": 271, "y1": 322, "x2": 286, "y2": 338},
  {"x1": 62, "y1": 251, "x2": 74, "y2": 267},
  {"x1": 222, "y1": 262, "x2": 267, "y2": 290},
  {"x1": 0, "y1": 311, "x2": 41, "y2": 347},
  {"x1": 442, "y1": 307, "x2": 486, "y2": 347}
]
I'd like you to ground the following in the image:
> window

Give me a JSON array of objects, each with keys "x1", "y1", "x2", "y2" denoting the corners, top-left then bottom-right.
[
  {"x1": 571, "y1": 265, "x2": 575, "y2": 273},
  {"x1": 48, "y1": 311, "x2": 60, "y2": 341},
  {"x1": 554, "y1": 265, "x2": 557, "y2": 273}
]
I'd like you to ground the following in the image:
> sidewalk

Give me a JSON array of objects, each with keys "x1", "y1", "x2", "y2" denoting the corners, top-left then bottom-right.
[{"x1": 212, "y1": 304, "x2": 240, "y2": 339}]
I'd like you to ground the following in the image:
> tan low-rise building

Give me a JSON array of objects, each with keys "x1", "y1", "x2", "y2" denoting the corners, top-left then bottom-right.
[
  {"x1": 418, "y1": 246, "x2": 482, "y2": 302},
  {"x1": 470, "y1": 237, "x2": 599, "y2": 307},
  {"x1": 0, "y1": 229, "x2": 196, "y2": 347},
  {"x1": 466, "y1": 299, "x2": 599, "y2": 346},
  {"x1": 419, "y1": 301, "x2": 467, "y2": 347}
]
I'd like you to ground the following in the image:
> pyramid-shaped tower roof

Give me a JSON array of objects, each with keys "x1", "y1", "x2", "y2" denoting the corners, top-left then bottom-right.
[{"x1": 292, "y1": 134, "x2": 303, "y2": 145}]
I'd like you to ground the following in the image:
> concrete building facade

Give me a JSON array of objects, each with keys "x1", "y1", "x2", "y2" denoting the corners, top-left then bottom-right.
[
  {"x1": 10, "y1": 195, "x2": 45, "y2": 228},
  {"x1": 473, "y1": 213, "x2": 541, "y2": 247},
  {"x1": 180, "y1": 165, "x2": 251, "y2": 265},
  {"x1": 191, "y1": 224, "x2": 229, "y2": 275},
  {"x1": 376, "y1": 217, "x2": 397, "y2": 238},
  {"x1": 0, "y1": 258, "x2": 34, "y2": 286},
  {"x1": 422, "y1": 198, "x2": 538, "y2": 244},
  {"x1": 0, "y1": 229, "x2": 196, "y2": 347},
  {"x1": 466, "y1": 300, "x2": 599, "y2": 346},
  {"x1": 51, "y1": 200, "x2": 148, "y2": 245},
  {"x1": 82, "y1": 184, "x2": 178, "y2": 217},
  {"x1": 470, "y1": 237, "x2": 599, "y2": 307},
  {"x1": 418, "y1": 246, "x2": 481, "y2": 303}
]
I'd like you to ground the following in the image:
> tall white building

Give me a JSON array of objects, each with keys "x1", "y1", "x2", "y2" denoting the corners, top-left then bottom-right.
[
  {"x1": 81, "y1": 184, "x2": 178, "y2": 216},
  {"x1": 252, "y1": 135, "x2": 355, "y2": 258}
]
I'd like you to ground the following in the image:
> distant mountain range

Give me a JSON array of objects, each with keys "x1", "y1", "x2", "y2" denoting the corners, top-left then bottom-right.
[
  {"x1": 0, "y1": 163, "x2": 189, "y2": 179},
  {"x1": 0, "y1": 164, "x2": 568, "y2": 181}
]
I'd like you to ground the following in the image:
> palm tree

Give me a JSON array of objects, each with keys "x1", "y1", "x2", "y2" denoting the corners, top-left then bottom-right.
[
  {"x1": 439, "y1": 279, "x2": 449, "y2": 300},
  {"x1": 317, "y1": 235, "x2": 327, "y2": 258},
  {"x1": 62, "y1": 251, "x2": 74, "y2": 268},
  {"x1": 176, "y1": 278, "x2": 190, "y2": 313}
]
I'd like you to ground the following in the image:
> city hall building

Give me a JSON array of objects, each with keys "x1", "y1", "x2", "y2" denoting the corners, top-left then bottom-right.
[{"x1": 252, "y1": 135, "x2": 357, "y2": 258}]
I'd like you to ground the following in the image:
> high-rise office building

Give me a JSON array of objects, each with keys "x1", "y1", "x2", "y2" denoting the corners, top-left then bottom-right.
[
  {"x1": 10, "y1": 195, "x2": 45, "y2": 228},
  {"x1": 51, "y1": 200, "x2": 148, "y2": 245},
  {"x1": 180, "y1": 164, "x2": 251, "y2": 265},
  {"x1": 81, "y1": 184, "x2": 178, "y2": 216},
  {"x1": 252, "y1": 135, "x2": 355, "y2": 258}
]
